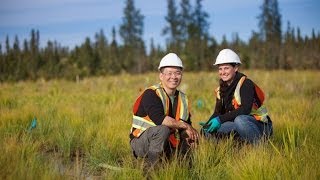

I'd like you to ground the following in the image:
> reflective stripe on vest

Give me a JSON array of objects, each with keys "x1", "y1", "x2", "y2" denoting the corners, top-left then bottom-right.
[
  {"x1": 132, "y1": 116, "x2": 156, "y2": 131},
  {"x1": 131, "y1": 83, "x2": 190, "y2": 146},
  {"x1": 215, "y1": 77, "x2": 269, "y2": 123}
]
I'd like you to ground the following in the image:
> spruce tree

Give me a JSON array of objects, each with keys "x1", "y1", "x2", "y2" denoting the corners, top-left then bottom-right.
[
  {"x1": 119, "y1": 0, "x2": 145, "y2": 73},
  {"x1": 163, "y1": 0, "x2": 182, "y2": 53},
  {"x1": 258, "y1": 0, "x2": 282, "y2": 69}
]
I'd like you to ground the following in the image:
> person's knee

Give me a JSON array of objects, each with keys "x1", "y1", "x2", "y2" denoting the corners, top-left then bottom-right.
[
  {"x1": 151, "y1": 125, "x2": 171, "y2": 139},
  {"x1": 233, "y1": 115, "x2": 255, "y2": 136},
  {"x1": 234, "y1": 115, "x2": 263, "y2": 143},
  {"x1": 234, "y1": 115, "x2": 248, "y2": 129},
  {"x1": 147, "y1": 125, "x2": 171, "y2": 154}
]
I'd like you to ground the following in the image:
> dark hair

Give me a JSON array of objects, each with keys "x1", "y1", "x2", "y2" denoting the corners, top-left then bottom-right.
[{"x1": 229, "y1": 63, "x2": 240, "y2": 67}]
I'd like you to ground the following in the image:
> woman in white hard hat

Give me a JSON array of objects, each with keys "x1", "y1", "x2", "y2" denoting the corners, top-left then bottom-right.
[
  {"x1": 199, "y1": 49, "x2": 273, "y2": 144},
  {"x1": 130, "y1": 53, "x2": 199, "y2": 173}
]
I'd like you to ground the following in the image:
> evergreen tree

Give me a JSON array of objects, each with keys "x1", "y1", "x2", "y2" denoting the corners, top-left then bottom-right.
[
  {"x1": 28, "y1": 29, "x2": 42, "y2": 79},
  {"x1": 163, "y1": 0, "x2": 182, "y2": 53},
  {"x1": 149, "y1": 38, "x2": 164, "y2": 71},
  {"x1": 0, "y1": 43, "x2": 5, "y2": 82},
  {"x1": 74, "y1": 37, "x2": 95, "y2": 77},
  {"x1": 94, "y1": 29, "x2": 107, "y2": 75},
  {"x1": 248, "y1": 31, "x2": 262, "y2": 68},
  {"x1": 258, "y1": 0, "x2": 282, "y2": 69},
  {"x1": 13, "y1": 35, "x2": 23, "y2": 80},
  {"x1": 180, "y1": 0, "x2": 192, "y2": 44},
  {"x1": 184, "y1": 0, "x2": 210, "y2": 71},
  {"x1": 3, "y1": 36, "x2": 14, "y2": 80},
  {"x1": 281, "y1": 21, "x2": 294, "y2": 69},
  {"x1": 42, "y1": 40, "x2": 61, "y2": 79},
  {"x1": 119, "y1": 0, "x2": 145, "y2": 73},
  {"x1": 192, "y1": 0, "x2": 209, "y2": 39},
  {"x1": 5, "y1": 35, "x2": 10, "y2": 53},
  {"x1": 108, "y1": 27, "x2": 121, "y2": 74}
]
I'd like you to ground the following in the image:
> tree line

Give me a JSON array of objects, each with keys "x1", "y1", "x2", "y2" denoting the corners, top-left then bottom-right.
[{"x1": 1, "y1": 0, "x2": 319, "y2": 82}]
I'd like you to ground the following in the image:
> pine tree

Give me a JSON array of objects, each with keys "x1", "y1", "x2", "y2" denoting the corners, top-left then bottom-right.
[
  {"x1": 108, "y1": 26, "x2": 121, "y2": 74},
  {"x1": 163, "y1": 0, "x2": 182, "y2": 53},
  {"x1": 258, "y1": 0, "x2": 282, "y2": 69},
  {"x1": 73, "y1": 37, "x2": 95, "y2": 77},
  {"x1": 3, "y1": 36, "x2": 13, "y2": 80},
  {"x1": 184, "y1": 0, "x2": 210, "y2": 70},
  {"x1": 282, "y1": 21, "x2": 294, "y2": 69},
  {"x1": 13, "y1": 35, "x2": 23, "y2": 80},
  {"x1": 42, "y1": 40, "x2": 61, "y2": 79},
  {"x1": 180, "y1": 0, "x2": 192, "y2": 44},
  {"x1": 94, "y1": 29, "x2": 107, "y2": 75},
  {"x1": 192, "y1": 0, "x2": 209, "y2": 39},
  {"x1": 0, "y1": 40, "x2": 4, "y2": 81},
  {"x1": 28, "y1": 29, "x2": 42, "y2": 79},
  {"x1": 119, "y1": 0, "x2": 145, "y2": 73},
  {"x1": 149, "y1": 38, "x2": 164, "y2": 71}
]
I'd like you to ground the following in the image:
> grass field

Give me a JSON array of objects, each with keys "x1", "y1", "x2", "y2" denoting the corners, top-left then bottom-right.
[{"x1": 1, "y1": 70, "x2": 319, "y2": 179}]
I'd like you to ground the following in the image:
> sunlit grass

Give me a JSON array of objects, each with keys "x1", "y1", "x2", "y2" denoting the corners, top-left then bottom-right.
[{"x1": 0, "y1": 70, "x2": 319, "y2": 179}]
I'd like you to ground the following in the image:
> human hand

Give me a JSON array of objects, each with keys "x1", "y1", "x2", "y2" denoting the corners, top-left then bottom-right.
[
  {"x1": 187, "y1": 138, "x2": 198, "y2": 148},
  {"x1": 184, "y1": 124, "x2": 199, "y2": 146},
  {"x1": 199, "y1": 117, "x2": 221, "y2": 133}
]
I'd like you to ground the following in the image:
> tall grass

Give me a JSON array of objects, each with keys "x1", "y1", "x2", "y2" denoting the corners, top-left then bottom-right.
[{"x1": 0, "y1": 70, "x2": 319, "y2": 179}]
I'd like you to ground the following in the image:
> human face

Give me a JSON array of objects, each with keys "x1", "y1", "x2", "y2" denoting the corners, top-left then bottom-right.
[
  {"x1": 218, "y1": 64, "x2": 238, "y2": 85},
  {"x1": 159, "y1": 67, "x2": 183, "y2": 91}
]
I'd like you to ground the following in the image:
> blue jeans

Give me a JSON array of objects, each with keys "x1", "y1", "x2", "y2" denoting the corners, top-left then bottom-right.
[{"x1": 214, "y1": 115, "x2": 273, "y2": 144}]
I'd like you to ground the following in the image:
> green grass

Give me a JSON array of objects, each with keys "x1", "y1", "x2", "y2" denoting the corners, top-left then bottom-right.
[{"x1": 0, "y1": 70, "x2": 319, "y2": 179}]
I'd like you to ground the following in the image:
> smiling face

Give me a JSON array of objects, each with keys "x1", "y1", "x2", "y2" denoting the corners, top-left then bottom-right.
[
  {"x1": 159, "y1": 66, "x2": 183, "y2": 92},
  {"x1": 218, "y1": 63, "x2": 239, "y2": 85}
]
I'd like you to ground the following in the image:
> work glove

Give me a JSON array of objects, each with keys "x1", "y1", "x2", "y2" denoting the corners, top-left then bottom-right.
[{"x1": 199, "y1": 117, "x2": 221, "y2": 133}]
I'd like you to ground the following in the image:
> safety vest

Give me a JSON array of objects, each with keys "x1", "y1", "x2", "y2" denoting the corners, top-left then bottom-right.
[
  {"x1": 131, "y1": 83, "x2": 190, "y2": 147},
  {"x1": 215, "y1": 76, "x2": 269, "y2": 123}
]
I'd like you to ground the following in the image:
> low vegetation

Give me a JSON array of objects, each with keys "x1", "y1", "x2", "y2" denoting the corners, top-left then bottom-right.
[{"x1": 0, "y1": 70, "x2": 319, "y2": 179}]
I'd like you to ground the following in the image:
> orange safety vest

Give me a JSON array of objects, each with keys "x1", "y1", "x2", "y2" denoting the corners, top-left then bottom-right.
[
  {"x1": 131, "y1": 83, "x2": 190, "y2": 147},
  {"x1": 215, "y1": 76, "x2": 269, "y2": 123}
]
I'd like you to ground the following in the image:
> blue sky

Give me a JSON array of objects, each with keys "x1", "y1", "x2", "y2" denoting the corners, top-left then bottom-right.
[{"x1": 0, "y1": 0, "x2": 319, "y2": 50}]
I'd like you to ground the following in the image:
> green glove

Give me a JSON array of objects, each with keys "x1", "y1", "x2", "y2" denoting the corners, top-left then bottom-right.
[
  {"x1": 207, "y1": 117, "x2": 221, "y2": 133},
  {"x1": 199, "y1": 121, "x2": 207, "y2": 126},
  {"x1": 199, "y1": 117, "x2": 221, "y2": 133}
]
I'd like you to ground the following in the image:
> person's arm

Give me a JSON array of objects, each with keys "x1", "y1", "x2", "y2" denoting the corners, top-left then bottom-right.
[
  {"x1": 162, "y1": 116, "x2": 198, "y2": 145},
  {"x1": 209, "y1": 97, "x2": 222, "y2": 120},
  {"x1": 218, "y1": 79, "x2": 255, "y2": 123},
  {"x1": 142, "y1": 89, "x2": 199, "y2": 142},
  {"x1": 161, "y1": 116, "x2": 189, "y2": 129},
  {"x1": 140, "y1": 89, "x2": 166, "y2": 125}
]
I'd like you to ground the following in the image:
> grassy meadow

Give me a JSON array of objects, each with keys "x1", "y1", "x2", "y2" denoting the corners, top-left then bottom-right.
[{"x1": 0, "y1": 70, "x2": 319, "y2": 179}]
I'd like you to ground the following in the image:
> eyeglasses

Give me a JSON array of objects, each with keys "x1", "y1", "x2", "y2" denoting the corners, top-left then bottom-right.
[{"x1": 162, "y1": 71, "x2": 182, "y2": 77}]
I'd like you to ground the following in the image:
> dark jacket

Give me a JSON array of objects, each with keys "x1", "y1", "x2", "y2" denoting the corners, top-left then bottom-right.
[{"x1": 209, "y1": 72, "x2": 260, "y2": 123}]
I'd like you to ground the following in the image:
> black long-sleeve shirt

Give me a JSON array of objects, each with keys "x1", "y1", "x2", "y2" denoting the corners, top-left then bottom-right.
[
  {"x1": 135, "y1": 89, "x2": 191, "y2": 125},
  {"x1": 209, "y1": 72, "x2": 256, "y2": 123}
]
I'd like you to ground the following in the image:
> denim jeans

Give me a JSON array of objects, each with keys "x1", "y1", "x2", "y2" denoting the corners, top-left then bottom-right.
[{"x1": 215, "y1": 115, "x2": 273, "y2": 144}]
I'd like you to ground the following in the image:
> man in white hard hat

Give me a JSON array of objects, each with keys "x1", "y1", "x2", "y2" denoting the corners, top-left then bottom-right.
[
  {"x1": 130, "y1": 53, "x2": 199, "y2": 173},
  {"x1": 199, "y1": 49, "x2": 273, "y2": 144}
]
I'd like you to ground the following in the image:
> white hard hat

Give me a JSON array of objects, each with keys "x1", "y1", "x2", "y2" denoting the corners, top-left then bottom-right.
[
  {"x1": 214, "y1": 49, "x2": 241, "y2": 65},
  {"x1": 158, "y1": 53, "x2": 183, "y2": 70}
]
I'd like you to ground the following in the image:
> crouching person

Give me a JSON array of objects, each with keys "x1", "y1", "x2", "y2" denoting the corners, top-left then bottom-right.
[
  {"x1": 200, "y1": 49, "x2": 273, "y2": 144},
  {"x1": 129, "y1": 53, "x2": 199, "y2": 174}
]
